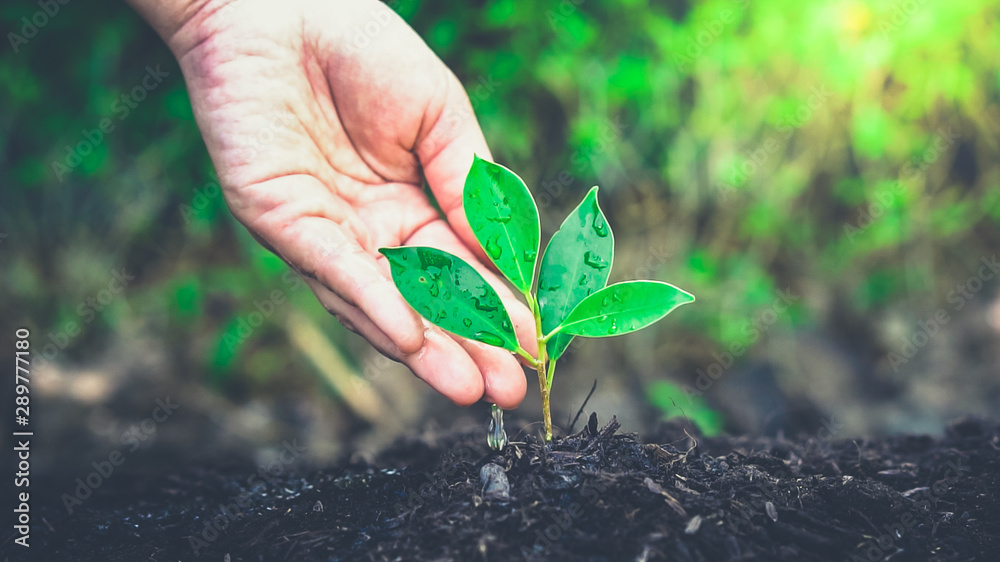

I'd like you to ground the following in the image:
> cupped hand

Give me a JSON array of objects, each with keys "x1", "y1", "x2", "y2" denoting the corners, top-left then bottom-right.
[{"x1": 145, "y1": 0, "x2": 534, "y2": 407}]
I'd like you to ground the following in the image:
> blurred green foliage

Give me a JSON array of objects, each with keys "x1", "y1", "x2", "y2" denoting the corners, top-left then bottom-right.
[
  {"x1": 2, "y1": 0, "x2": 998, "y2": 429},
  {"x1": 648, "y1": 380, "x2": 724, "y2": 436}
]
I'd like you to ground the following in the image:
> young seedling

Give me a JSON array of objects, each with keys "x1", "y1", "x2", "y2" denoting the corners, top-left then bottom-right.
[{"x1": 380, "y1": 156, "x2": 694, "y2": 442}]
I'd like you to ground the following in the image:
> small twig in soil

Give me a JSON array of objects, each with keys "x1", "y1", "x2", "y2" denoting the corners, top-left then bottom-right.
[{"x1": 567, "y1": 379, "x2": 598, "y2": 435}]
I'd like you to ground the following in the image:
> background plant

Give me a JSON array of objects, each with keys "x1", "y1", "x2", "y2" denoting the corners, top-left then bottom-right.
[
  {"x1": 380, "y1": 156, "x2": 694, "y2": 441},
  {"x1": 2, "y1": 0, "x2": 998, "y2": 463}
]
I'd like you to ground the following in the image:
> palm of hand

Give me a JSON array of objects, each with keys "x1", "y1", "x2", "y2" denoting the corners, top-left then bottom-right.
[{"x1": 172, "y1": 0, "x2": 533, "y2": 407}]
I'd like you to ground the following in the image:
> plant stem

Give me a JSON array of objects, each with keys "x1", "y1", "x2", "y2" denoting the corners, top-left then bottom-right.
[
  {"x1": 540, "y1": 325, "x2": 562, "y2": 343},
  {"x1": 531, "y1": 296, "x2": 552, "y2": 442},
  {"x1": 514, "y1": 346, "x2": 539, "y2": 367}
]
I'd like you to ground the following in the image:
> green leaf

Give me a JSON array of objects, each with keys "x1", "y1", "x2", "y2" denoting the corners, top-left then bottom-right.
[
  {"x1": 379, "y1": 246, "x2": 518, "y2": 351},
  {"x1": 463, "y1": 155, "x2": 540, "y2": 294},
  {"x1": 558, "y1": 281, "x2": 694, "y2": 338},
  {"x1": 538, "y1": 186, "x2": 614, "y2": 360}
]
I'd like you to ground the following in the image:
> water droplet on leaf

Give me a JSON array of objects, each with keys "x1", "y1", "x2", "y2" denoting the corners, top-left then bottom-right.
[
  {"x1": 522, "y1": 249, "x2": 537, "y2": 262},
  {"x1": 578, "y1": 274, "x2": 588, "y2": 286},
  {"x1": 462, "y1": 318, "x2": 472, "y2": 328},
  {"x1": 485, "y1": 236, "x2": 503, "y2": 260},
  {"x1": 609, "y1": 319, "x2": 618, "y2": 334},
  {"x1": 592, "y1": 216, "x2": 609, "y2": 237},
  {"x1": 474, "y1": 331, "x2": 505, "y2": 347},
  {"x1": 473, "y1": 297, "x2": 499, "y2": 313},
  {"x1": 584, "y1": 251, "x2": 609, "y2": 270},
  {"x1": 487, "y1": 208, "x2": 512, "y2": 223}
]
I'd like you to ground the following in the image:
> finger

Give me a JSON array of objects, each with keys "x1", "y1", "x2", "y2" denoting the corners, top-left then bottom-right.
[
  {"x1": 307, "y1": 278, "x2": 490, "y2": 406},
  {"x1": 405, "y1": 219, "x2": 538, "y2": 359},
  {"x1": 235, "y1": 175, "x2": 425, "y2": 354},
  {"x1": 413, "y1": 69, "x2": 495, "y2": 266},
  {"x1": 301, "y1": 277, "x2": 400, "y2": 357},
  {"x1": 454, "y1": 336, "x2": 527, "y2": 409},
  {"x1": 402, "y1": 325, "x2": 487, "y2": 406}
]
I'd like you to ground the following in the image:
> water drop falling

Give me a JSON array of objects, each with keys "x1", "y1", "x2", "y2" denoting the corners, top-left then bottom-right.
[{"x1": 488, "y1": 404, "x2": 507, "y2": 451}]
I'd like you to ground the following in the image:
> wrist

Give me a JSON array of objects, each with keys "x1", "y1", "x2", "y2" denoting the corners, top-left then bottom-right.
[{"x1": 124, "y1": 0, "x2": 221, "y2": 57}]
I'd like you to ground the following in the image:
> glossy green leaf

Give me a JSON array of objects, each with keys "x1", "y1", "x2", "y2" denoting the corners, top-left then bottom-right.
[
  {"x1": 379, "y1": 246, "x2": 518, "y2": 351},
  {"x1": 538, "y1": 186, "x2": 614, "y2": 360},
  {"x1": 463, "y1": 155, "x2": 540, "y2": 294},
  {"x1": 558, "y1": 281, "x2": 695, "y2": 338}
]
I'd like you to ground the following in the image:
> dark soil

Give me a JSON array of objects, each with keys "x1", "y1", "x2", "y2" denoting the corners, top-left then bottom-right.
[{"x1": 17, "y1": 416, "x2": 1000, "y2": 561}]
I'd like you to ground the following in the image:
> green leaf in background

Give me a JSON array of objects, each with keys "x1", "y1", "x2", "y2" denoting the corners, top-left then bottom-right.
[
  {"x1": 648, "y1": 380, "x2": 723, "y2": 437},
  {"x1": 380, "y1": 246, "x2": 519, "y2": 351},
  {"x1": 558, "y1": 281, "x2": 695, "y2": 338},
  {"x1": 463, "y1": 155, "x2": 540, "y2": 294},
  {"x1": 538, "y1": 186, "x2": 614, "y2": 360}
]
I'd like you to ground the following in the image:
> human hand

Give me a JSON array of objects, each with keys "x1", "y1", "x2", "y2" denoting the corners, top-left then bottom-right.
[{"x1": 128, "y1": 0, "x2": 534, "y2": 407}]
